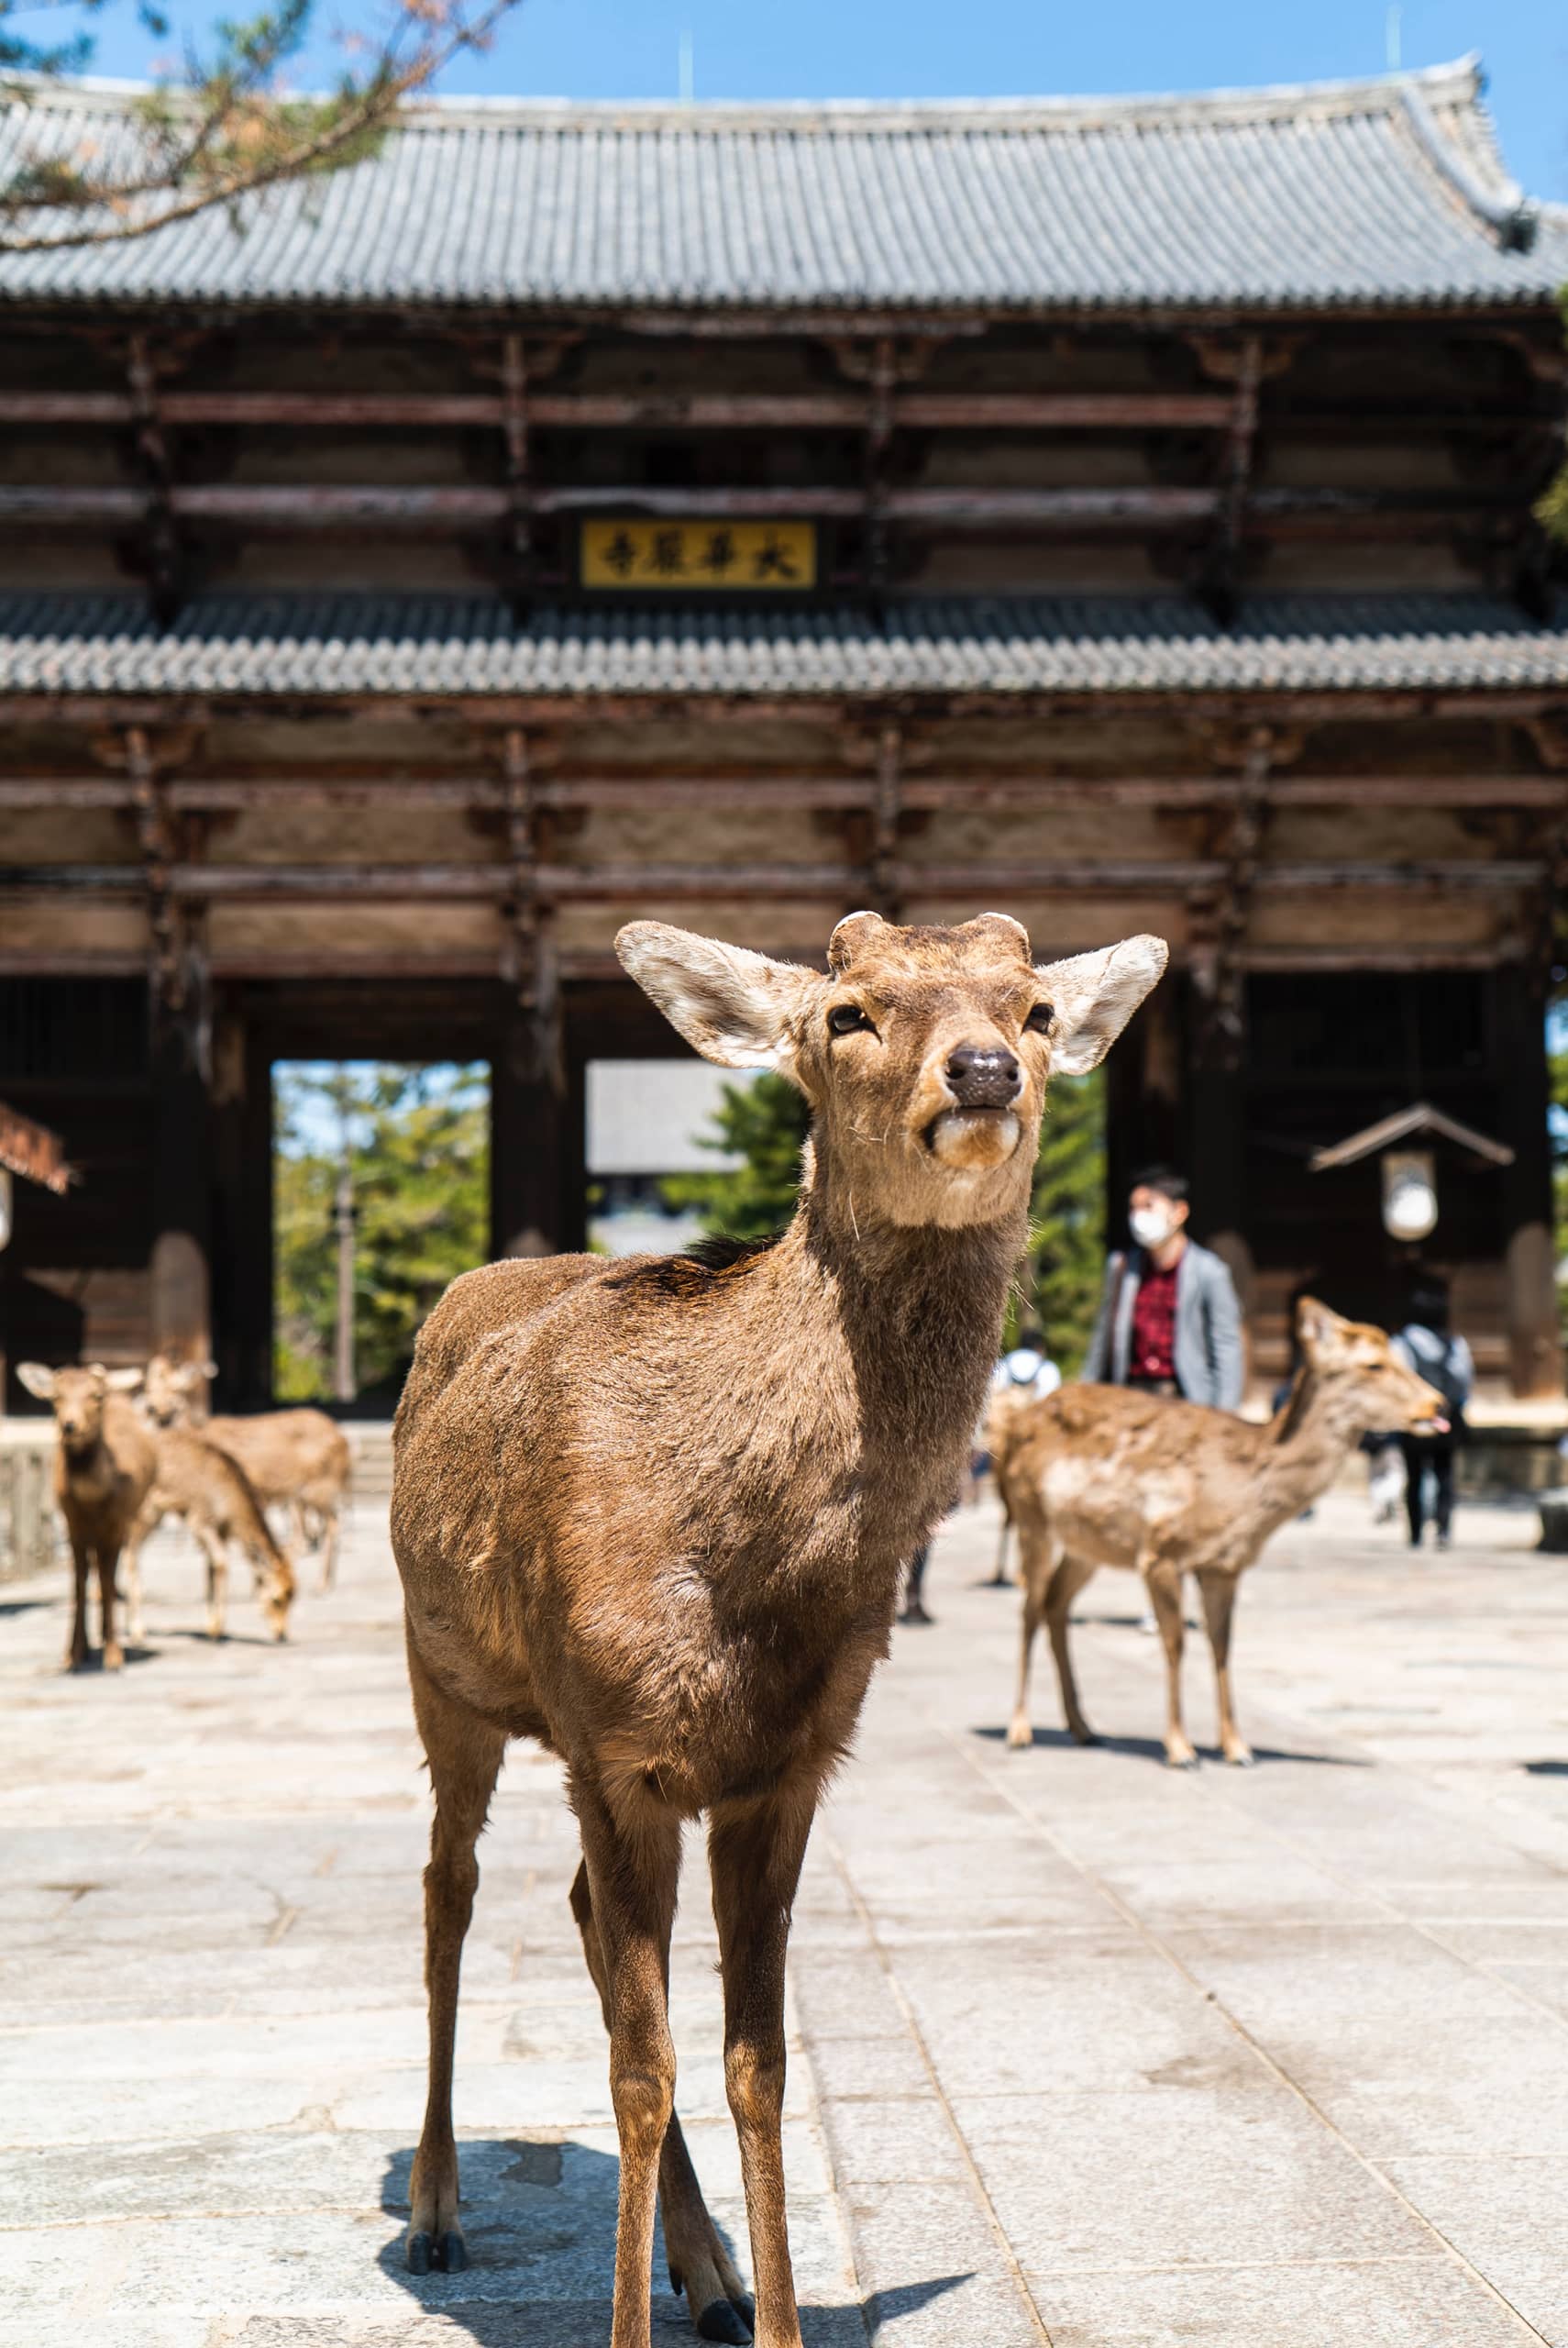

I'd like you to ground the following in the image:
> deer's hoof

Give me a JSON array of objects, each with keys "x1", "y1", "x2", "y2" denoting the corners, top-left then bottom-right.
[
  {"x1": 1005, "y1": 1716, "x2": 1032, "y2": 1750},
  {"x1": 1068, "y1": 1722, "x2": 1100, "y2": 1747},
  {"x1": 697, "y1": 2297, "x2": 754, "y2": 2343},
  {"x1": 1224, "y1": 1746, "x2": 1254, "y2": 1768},
  {"x1": 407, "y1": 2228, "x2": 466, "y2": 2276},
  {"x1": 1166, "y1": 1749, "x2": 1200, "y2": 1771},
  {"x1": 104, "y1": 1645, "x2": 124, "y2": 1673}
]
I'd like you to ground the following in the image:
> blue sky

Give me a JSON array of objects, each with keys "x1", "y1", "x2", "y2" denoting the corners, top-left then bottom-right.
[{"x1": 76, "y1": 1, "x2": 1568, "y2": 201}]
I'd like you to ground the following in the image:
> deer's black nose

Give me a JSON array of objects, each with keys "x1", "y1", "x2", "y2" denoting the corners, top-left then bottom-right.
[{"x1": 945, "y1": 1043, "x2": 1021, "y2": 1107}]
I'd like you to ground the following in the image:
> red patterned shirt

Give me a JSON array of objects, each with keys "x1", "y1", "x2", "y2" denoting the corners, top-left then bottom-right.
[{"x1": 1129, "y1": 1258, "x2": 1179, "y2": 1382}]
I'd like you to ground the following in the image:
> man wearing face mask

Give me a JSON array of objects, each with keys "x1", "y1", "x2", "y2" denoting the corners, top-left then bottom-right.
[{"x1": 1081, "y1": 1166, "x2": 1244, "y2": 1412}]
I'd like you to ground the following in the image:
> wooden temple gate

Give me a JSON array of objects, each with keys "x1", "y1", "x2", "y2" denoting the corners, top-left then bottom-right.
[{"x1": 1, "y1": 62, "x2": 1565, "y2": 1401}]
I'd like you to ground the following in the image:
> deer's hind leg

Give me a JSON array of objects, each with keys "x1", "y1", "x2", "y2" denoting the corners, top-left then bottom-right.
[
  {"x1": 121, "y1": 1499, "x2": 158, "y2": 1646},
  {"x1": 1005, "y1": 1523, "x2": 1057, "y2": 1748},
  {"x1": 193, "y1": 1520, "x2": 228, "y2": 1640},
  {"x1": 570, "y1": 1860, "x2": 754, "y2": 2344},
  {"x1": 1197, "y1": 1567, "x2": 1251, "y2": 1767},
  {"x1": 316, "y1": 1500, "x2": 342, "y2": 1593},
  {"x1": 572, "y1": 1775, "x2": 684, "y2": 2348},
  {"x1": 1045, "y1": 1553, "x2": 1102, "y2": 1746},
  {"x1": 406, "y1": 1635, "x2": 505, "y2": 2276},
  {"x1": 710, "y1": 1784, "x2": 817, "y2": 2348}
]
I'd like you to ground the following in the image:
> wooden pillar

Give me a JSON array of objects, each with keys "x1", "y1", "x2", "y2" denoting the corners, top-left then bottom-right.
[
  {"x1": 1105, "y1": 984, "x2": 1182, "y2": 1234},
  {"x1": 1187, "y1": 975, "x2": 1254, "y2": 1354},
  {"x1": 148, "y1": 969, "x2": 214, "y2": 1368},
  {"x1": 1494, "y1": 965, "x2": 1563, "y2": 1399},
  {"x1": 490, "y1": 991, "x2": 584, "y2": 1257},
  {"x1": 210, "y1": 1008, "x2": 273, "y2": 1408}
]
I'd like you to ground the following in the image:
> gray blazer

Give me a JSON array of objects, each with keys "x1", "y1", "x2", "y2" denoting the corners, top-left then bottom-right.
[{"x1": 1081, "y1": 1240, "x2": 1244, "y2": 1411}]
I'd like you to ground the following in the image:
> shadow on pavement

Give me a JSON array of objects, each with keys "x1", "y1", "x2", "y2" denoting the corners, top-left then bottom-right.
[
  {"x1": 0, "y1": 1597, "x2": 50, "y2": 1618},
  {"x1": 1523, "y1": 1758, "x2": 1568, "y2": 1777},
  {"x1": 970, "y1": 1723, "x2": 1366, "y2": 1767},
  {"x1": 375, "y1": 2140, "x2": 969, "y2": 2345}
]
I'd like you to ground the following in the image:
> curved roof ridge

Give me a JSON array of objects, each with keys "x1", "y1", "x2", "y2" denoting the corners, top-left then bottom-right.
[
  {"x1": 1397, "y1": 69, "x2": 1537, "y2": 250},
  {"x1": 6, "y1": 55, "x2": 1489, "y2": 136}
]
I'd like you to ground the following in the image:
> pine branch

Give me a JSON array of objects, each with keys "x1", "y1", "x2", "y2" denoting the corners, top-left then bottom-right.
[{"x1": 0, "y1": 0, "x2": 522, "y2": 251}]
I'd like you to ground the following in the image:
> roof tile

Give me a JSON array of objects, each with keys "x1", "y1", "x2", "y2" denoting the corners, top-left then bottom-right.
[
  {"x1": 1, "y1": 60, "x2": 1562, "y2": 312},
  {"x1": 2, "y1": 593, "x2": 1567, "y2": 697}
]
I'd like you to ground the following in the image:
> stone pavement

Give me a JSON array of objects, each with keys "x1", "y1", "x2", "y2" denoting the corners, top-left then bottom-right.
[{"x1": 3, "y1": 1472, "x2": 1568, "y2": 2348}]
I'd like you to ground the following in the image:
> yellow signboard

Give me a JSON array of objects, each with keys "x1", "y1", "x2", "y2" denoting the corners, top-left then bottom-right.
[{"x1": 580, "y1": 518, "x2": 816, "y2": 591}]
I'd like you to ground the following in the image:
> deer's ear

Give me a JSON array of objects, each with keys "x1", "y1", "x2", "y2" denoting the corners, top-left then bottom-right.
[
  {"x1": 16, "y1": 1362, "x2": 56, "y2": 1400},
  {"x1": 1296, "y1": 1297, "x2": 1349, "y2": 1358},
  {"x1": 1034, "y1": 935, "x2": 1168, "y2": 1077},
  {"x1": 174, "y1": 1361, "x2": 213, "y2": 1391},
  {"x1": 104, "y1": 1367, "x2": 144, "y2": 1393},
  {"x1": 615, "y1": 924, "x2": 818, "y2": 1070}
]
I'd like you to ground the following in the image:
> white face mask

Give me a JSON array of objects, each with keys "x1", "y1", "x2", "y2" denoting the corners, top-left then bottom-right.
[{"x1": 1129, "y1": 1204, "x2": 1176, "y2": 1250}]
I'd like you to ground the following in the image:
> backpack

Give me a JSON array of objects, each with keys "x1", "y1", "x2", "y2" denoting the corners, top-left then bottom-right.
[{"x1": 1401, "y1": 1327, "x2": 1469, "y2": 1413}]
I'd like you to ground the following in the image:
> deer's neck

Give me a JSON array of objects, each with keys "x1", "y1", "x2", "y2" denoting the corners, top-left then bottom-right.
[
  {"x1": 742, "y1": 1169, "x2": 1026, "y2": 1554},
  {"x1": 1255, "y1": 1368, "x2": 1360, "y2": 1531}
]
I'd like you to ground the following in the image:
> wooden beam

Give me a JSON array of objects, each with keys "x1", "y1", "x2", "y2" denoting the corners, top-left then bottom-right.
[
  {"x1": 0, "y1": 481, "x2": 1531, "y2": 533},
  {"x1": 0, "y1": 939, "x2": 1519, "y2": 982},
  {"x1": 0, "y1": 389, "x2": 1238, "y2": 431},
  {"x1": 0, "y1": 772, "x2": 1562, "y2": 814},
  {"x1": 0, "y1": 857, "x2": 1543, "y2": 902},
  {"x1": 0, "y1": 386, "x2": 1551, "y2": 434}
]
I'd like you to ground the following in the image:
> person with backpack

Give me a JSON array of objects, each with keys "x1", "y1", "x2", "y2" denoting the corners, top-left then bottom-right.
[{"x1": 1392, "y1": 1285, "x2": 1470, "y2": 1550}]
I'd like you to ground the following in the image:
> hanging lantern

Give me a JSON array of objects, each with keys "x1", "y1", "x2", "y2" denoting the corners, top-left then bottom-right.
[{"x1": 1381, "y1": 1148, "x2": 1438, "y2": 1242}]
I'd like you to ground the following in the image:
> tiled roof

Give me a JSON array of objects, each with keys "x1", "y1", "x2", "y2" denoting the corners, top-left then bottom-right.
[
  {"x1": 4, "y1": 593, "x2": 1567, "y2": 698},
  {"x1": 1, "y1": 58, "x2": 1563, "y2": 313}
]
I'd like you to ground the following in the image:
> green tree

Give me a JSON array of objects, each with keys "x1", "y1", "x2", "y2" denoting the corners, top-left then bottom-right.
[
  {"x1": 1, "y1": 0, "x2": 519, "y2": 254},
  {"x1": 663, "y1": 1063, "x2": 1107, "y2": 1370},
  {"x1": 273, "y1": 1061, "x2": 489, "y2": 1402},
  {"x1": 1020, "y1": 1069, "x2": 1106, "y2": 1373},
  {"x1": 661, "y1": 1072, "x2": 809, "y2": 1242}
]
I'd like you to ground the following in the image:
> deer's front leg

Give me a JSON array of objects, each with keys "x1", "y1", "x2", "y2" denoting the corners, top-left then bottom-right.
[
  {"x1": 576, "y1": 1778, "x2": 682, "y2": 2348},
  {"x1": 63, "y1": 1530, "x2": 92, "y2": 1671},
  {"x1": 709, "y1": 1787, "x2": 815, "y2": 2348},
  {"x1": 1145, "y1": 1560, "x2": 1196, "y2": 1768},
  {"x1": 94, "y1": 1544, "x2": 124, "y2": 1671},
  {"x1": 1197, "y1": 1567, "x2": 1251, "y2": 1767}
]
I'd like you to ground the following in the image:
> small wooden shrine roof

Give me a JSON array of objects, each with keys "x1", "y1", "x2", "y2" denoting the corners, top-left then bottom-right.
[
  {"x1": 0, "y1": 1102, "x2": 70, "y2": 1192},
  {"x1": 1, "y1": 57, "x2": 1562, "y2": 316}
]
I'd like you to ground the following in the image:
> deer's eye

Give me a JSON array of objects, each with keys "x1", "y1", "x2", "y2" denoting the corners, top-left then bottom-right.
[
  {"x1": 1024, "y1": 1002, "x2": 1055, "y2": 1035},
  {"x1": 828, "y1": 1002, "x2": 872, "y2": 1037}
]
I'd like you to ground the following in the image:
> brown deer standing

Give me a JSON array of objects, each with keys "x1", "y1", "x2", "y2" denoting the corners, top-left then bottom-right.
[
  {"x1": 1000, "y1": 1298, "x2": 1448, "y2": 1768},
  {"x1": 17, "y1": 1362, "x2": 153, "y2": 1670},
  {"x1": 138, "y1": 1354, "x2": 351, "y2": 1591},
  {"x1": 391, "y1": 911, "x2": 1165, "y2": 2348}
]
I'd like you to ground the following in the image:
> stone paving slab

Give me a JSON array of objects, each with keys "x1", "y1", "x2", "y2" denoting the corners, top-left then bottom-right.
[{"x1": 3, "y1": 1481, "x2": 1568, "y2": 2344}]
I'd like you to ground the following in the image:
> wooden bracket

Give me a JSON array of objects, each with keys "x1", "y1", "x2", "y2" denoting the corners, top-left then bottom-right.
[
  {"x1": 501, "y1": 333, "x2": 533, "y2": 611},
  {"x1": 870, "y1": 725, "x2": 902, "y2": 919},
  {"x1": 126, "y1": 333, "x2": 183, "y2": 622},
  {"x1": 1191, "y1": 726, "x2": 1284, "y2": 1069},
  {"x1": 498, "y1": 727, "x2": 564, "y2": 1092},
  {"x1": 124, "y1": 725, "x2": 210, "y2": 1072},
  {"x1": 1524, "y1": 715, "x2": 1568, "y2": 771}
]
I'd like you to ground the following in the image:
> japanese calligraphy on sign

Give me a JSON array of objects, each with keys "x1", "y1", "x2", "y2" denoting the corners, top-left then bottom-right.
[{"x1": 580, "y1": 519, "x2": 817, "y2": 591}]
